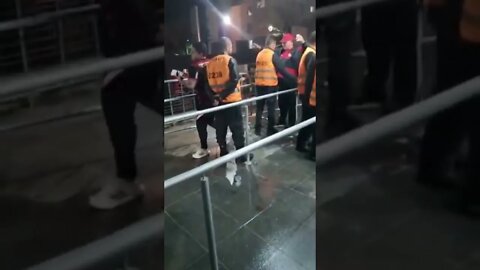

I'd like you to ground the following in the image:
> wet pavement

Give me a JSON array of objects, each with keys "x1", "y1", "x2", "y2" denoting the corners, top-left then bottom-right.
[
  {"x1": 164, "y1": 122, "x2": 316, "y2": 270},
  {"x1": 0, "y1": 97, "x2": 164, "y2": 270}
]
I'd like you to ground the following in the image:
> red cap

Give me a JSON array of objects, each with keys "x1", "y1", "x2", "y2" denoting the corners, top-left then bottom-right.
[{"x1": 281, "y1": 33, "x2": 294, "y2": 43}]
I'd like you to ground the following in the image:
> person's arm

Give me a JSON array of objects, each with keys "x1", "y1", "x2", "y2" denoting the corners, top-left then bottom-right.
[
  {"x1": 180, "y1": 66, "x2": 197, "y2": 89},
  {"x1": 304, "y1": 52, "x2": 316, "y2": 101},
  {"x1": 272, "y1": 53, "x2": 296, "y2": 86},
  {"x1": 218, "y1": 58, "x2": 240, "y2": 100},
  {"x1": 198, "y1": 68, "x2": 216, "y2": 106}
]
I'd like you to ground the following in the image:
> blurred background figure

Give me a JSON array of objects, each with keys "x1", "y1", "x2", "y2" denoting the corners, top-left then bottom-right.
[
  {"x1": 90, "y1": 0, "x2": 162, "y2": 210},
  {"x1": 360, "y1": 0, "x2": 418, "y2": 113},
  {"x1": 318, "y1": 0, "x2": 358, "y2": 139}
]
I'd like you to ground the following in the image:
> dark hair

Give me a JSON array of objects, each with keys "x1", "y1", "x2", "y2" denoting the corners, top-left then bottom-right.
[
  {"x1": 192, "y1": 42, "x2": 207, "y2": 56},
  {"x1": 264, "y1": 35, "x2": 276, "y2": 47},
  {"x1": 211, "y1": 37, "x2": 231, "y2": 54},
  {"x1": 309, "y1": 31, "x2": 316, "y2": 44}
]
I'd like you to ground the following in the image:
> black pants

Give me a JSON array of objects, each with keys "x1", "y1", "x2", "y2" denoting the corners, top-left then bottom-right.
[
  {"x1": 297, "y1": 95, "x2": 316, "y2": 153},
  {"x1": 215, "y1": 105, "x2": 245, "y2": 155},
  {"x1": 319, "y1": 8, "x2": 357, "y2": 137},
  {"x1": 278, "y1": 80, "x2": 297, "y2": 127},
  {"x1": 197, "y1": 113, "x2": 215, "y2": 149},
  {"x1": 101, "y1": 67, "x2": 162, "y2": 181},
  {"x1": 361, "y1": 0, "x2": 418, "y2": 110},
  {"x1": 417, "y1": 0, "x2": 464, "y2": 181},
  {"x1": 297, "y1": 94, "x2": 311, "y2": 148},
  {"x1": 255, "y1": 86, "x2": 277, "y2": 131}
]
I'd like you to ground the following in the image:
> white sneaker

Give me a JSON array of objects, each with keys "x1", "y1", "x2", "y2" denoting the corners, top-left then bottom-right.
[
  {"x1": 192, "y1": 148, "x2": 209, "y2": 159},
  {"x1": 89, "y1": 178, "x2": 141, "y2": 210}
]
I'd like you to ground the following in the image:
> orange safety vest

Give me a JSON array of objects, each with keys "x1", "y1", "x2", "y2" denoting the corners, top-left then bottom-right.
[
  {"x1": 298, "y1": 46, "x2": 316, "y2": 97},
  {"x1": 255, "y1": 48, "x2": 278, "y2": 87},
  {"x1": 461, "y1": 0, "x2": 480, "y2": 43},
  {"x1": 206, "y1": 54, "x2": 242, "y2": 103}
]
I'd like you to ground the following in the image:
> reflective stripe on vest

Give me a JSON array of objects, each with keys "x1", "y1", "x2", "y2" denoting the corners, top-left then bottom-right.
[
  {"x1": 461, "y1": 0, "x2": 480, "y2": 43},
  {"x1": 206, "y1": 54, "x2": 242, "y2": 103},
  {"x1": 255, "y1": 49, "x2": 278, "y2": 87},
  {"x1": 298, "y1": 46, "x2": 316, "y2": 95}
]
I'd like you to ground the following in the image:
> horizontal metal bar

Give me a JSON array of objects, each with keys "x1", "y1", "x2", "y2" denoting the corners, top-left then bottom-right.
[
  {"x1": 0, "y1": 47, "x2": 164, "y2": 98},
  {"x1": 165, "y1": 117, "x2": 316, "y2": 189},
  {"x1": 164, "y1": 88, "x2": 297, "y2": 124},
  {"x1": 315, "y1": 0, "x2": 390, "y2": 19},
  {"x1": 0, "y1": 4, "x2": 100, "y2": 32},
  {"x1": 28, "y1": 213, "x2": 164, "y2": 270},
  {"x1": 164, "y1": 93, "x2": 196, "y2": 103},
  {"x1": 316, "y1": 76, "x2": 480, "y2": 165}
]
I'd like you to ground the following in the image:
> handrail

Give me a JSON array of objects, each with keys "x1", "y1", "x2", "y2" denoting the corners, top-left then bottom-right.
[
  {"x1": 315, "y1": 0, "x2": 390, "y2": 18},
  {"x1": 316, "y1": 76, "x2": 480, "y2": 165},
  {"x1": 0, "y1": 4, "x2": 100, "y2": 32},
  {"x1": 165, "y1": 117, "x2": 316, "y2": 189},
  {"x1": 163, "y1": 83, "x2": 253, "y2": 103},
  {"x1": 164, "y1": 87, "x2": 297, "y2": 124},
  {"x1": 0, "y1": 47, "x2": 164, "y2": 98},
  {"x1": 28, "y1": 214, "x2": 164, "y2": 270}
]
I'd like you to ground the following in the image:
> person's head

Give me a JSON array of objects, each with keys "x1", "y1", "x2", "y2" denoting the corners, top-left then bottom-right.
[
  {"x1": 265, "y1": 35, "x2": 277, "y2": 50},
  {"x1": 281, "y1": 33, "x2": 294, "y2": 50},
  {"x1": 191, "y1": 42, "x2": 207, "y2": 61},
  {"x1": 219, "y1": 36, "x2": 233, "y2": 54},
  {"x1": 309, "y1": 31, "x2": 316, "y2": 47}
]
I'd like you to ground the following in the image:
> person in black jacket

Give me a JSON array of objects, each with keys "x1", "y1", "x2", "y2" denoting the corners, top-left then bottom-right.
[
  {"x1": 181, "y1": 42, "x2": 216, "y2": 159},
  {"x1": 90, "y1": 0, "x2": 162, "y2": 210}
]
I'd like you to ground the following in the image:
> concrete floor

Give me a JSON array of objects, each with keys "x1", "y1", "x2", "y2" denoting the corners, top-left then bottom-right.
[
  {"x1": 164, "y1": 121, "x2": 316, "y2": 270},
  {"x1": 0, "y1": 89, "x2": 164, "y2": 270}
]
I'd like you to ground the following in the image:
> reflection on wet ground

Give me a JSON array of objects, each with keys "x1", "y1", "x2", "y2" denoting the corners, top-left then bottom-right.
[
  {"x1": 164, "y1": 126, "x2": 316, "y2": 270},
  {"x1": 0, "y1": 107, "x2": 164, "y2": 269}
]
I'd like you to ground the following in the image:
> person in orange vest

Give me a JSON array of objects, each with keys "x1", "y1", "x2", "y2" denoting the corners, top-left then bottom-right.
[
  {"x1": 206, "y1": 37, "x2": 252, "y2": 163},
  {"x1": 254, "y1": 35, "x2": 296, "y2": 136},
  {"x1": 296, "y1": 31, "x2": 316, "y2": 161}
]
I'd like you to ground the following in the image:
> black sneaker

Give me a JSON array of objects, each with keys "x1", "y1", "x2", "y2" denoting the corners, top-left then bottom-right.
[
  {"x1": 254, "y1": 128, "x2": 261, "y2": 136},
  {"x1": 267, "y1": 128, "x2": 278, "y2": 136},
  {"x1": 236, "y1": 153, "x2": 254, "y2": 164}
]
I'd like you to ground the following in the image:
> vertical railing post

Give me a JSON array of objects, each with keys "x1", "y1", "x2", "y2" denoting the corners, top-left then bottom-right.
[
  {"x1": 56, "y1": 0, "x2": 66, "y2": 64},
  {"x1": 416, "y1": 4, "x2": 424, "y2": 101},
  {"x1": 181, "y1": 83, "x2": 186, "y2": 113},
  {"x1": 295, "y1": 93, "x2": 300, "y2": 123},
  {"x1": 15, "y1": 0, "x2": 28, "y2": 72},
  {"x1": 90, "y1": 0, "x2": 101, "y2": 57},
  {"x1": 244, "y1": 104, "x2": 251, "y2": 165},
  {"x1": 168, "y1": 82, "x2": 174, "y2": 116},
  {"x1": 200, "y1": 176, "x2": 219, "y2": 270}
]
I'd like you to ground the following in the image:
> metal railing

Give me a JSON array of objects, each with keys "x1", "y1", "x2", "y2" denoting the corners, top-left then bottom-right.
[
  {"x1": 19, "y1": 0, "x2": 457, "y2": 269},
  {"x1": 0, "y1": 4, "x2": 100, "y2": 32}
]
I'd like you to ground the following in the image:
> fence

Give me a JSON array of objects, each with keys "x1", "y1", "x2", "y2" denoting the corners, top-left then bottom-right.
[{"x1": 3, "y1": 0, "x2": 477, "y2": 269}]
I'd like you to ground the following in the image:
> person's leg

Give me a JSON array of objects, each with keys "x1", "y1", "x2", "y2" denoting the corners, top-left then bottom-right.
[
  {"x1": 286, "y1": 92, "x2": 297, "y2": 127},
  {"x1": 361, "y1": 5, "x2": 393, "y2": 104},
  {"x1": 197, "y1": 115, "x2": 209, "y2": 150},
  {"x1": 90, "y1": 73, "x2": 140, "y2": 210},
  {"x1": 227, "y1": 106, "x2": 252, "y2": 163},
  {"x1": 101, "y1": 76, "x2": 138, "y2": 181},
  {"x1": 215, "y1": 110, "x2": 229, "y2": 156},
  {"x1": 255, "y1": 87, "x2": 267, "y2": 134},
  {"x1": 417, "y1": 105, "x2": 467, "y2": 185},
  {"x1": 325, "y1": 11, "x2": 357, "y2": 137},
  {"x1": 392, "y1": 0, "x2": 418, "y2": 110},
  {"x1": 266, "y1": 88, "x2": 277, "y2": 134},
  {"x1": 277, "y1": 81, "x2": 288, "y2": 125},
  {"x1": 296, "y1": 95, "x2": 310, "y2": 151},
  {"x1": 135, "y1": 63, "x2": 163, "y2": 114}
]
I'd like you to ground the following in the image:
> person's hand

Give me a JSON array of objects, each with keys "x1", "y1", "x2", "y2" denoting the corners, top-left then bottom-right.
[
  {"x1": 296, "y1": 34, "x2": 305, "y2": 44},
  {"x1": 213, "y1": 100, "x2": 219, "y2": 106}
]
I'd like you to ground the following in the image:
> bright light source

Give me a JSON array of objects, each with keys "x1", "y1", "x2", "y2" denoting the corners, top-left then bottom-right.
[
  {"x1": 310, "y1": 6, "x2": 315, "y2": 13},
  {"x1": 268, "y1": 25, "x2": 273, "y2": 32},
  {"x1": 222, "y1": 15, "x2": 231, "y2": 25}
]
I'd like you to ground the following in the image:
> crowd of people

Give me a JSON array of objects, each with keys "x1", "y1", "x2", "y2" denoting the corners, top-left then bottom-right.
[{"x1": 180, "y1": 31, "x2": 317, "y2": 162}]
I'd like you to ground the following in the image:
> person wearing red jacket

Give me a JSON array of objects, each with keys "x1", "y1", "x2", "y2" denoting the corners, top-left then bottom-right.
[{"x1": 276, "y1": 33, "x2": 306, "y2": 128}]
